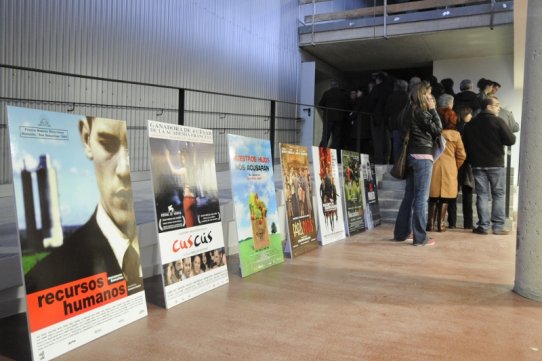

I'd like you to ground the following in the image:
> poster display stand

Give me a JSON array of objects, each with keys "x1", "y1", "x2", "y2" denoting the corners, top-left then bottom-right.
[
  {"x1": 147, "y1": 121, "x2": 228, "y2": 308},
  {"x1": 6, "y1": 107, "x2": 147, "y2": 360},
  {"x1": 311, "y1": 147, "x2": 346, "y2": 245},
  {"x1": 279, "y1": 144, "x2": 318, "y2": 257},
  {"x1": 227, "y1": 135, "x2": 284, "y2": 277},
  {"x1": 360, "y1": 154, "x2": 382, "y2": 229},
  {"x1": 341, "y1": 150, "x2": 366, "y2": 235}
]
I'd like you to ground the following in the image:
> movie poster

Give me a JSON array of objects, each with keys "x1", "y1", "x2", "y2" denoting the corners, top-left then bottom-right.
[
  {"x1": 227, "y1": 135, "x2": 284, "y2": 277},
  {"x1": 311, "y1": 147, "x2": 346, "y2": 245},
  {"x1": 6, "y1": 107, "x2": 147, "y2": 360},
  {"x1": 147, "y1": 121, "x2": 228, "y2": 308},
  {"x1": 360, "y1": 153, "x2": 381, "y2": 229},
  {"x1": 341, "y1": 150, "x2": 366, "y2": 235},
  {"x1": 279, "y1": 144, "x2": 318, "y2": 257}
]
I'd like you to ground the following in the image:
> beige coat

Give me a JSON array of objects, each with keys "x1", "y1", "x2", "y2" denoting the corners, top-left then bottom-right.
[{"x1": 429, "y1": 129, "x2": 466, "y2": 198}]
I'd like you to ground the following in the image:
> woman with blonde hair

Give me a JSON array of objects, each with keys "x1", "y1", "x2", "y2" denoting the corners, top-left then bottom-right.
[{"x1": 393, "y1": 81, "x2": 443, "y2": 246}]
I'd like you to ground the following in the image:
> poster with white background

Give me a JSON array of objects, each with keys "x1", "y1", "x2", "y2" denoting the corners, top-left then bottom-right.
[
  {"x1": 148, "y1": 120, "x2": 228, "y2": 309},
  {"x1": 311, "y1": 147, "x2": 346, "y2": 245}
]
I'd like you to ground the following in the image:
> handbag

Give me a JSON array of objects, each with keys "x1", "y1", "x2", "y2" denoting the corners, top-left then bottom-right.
[
  {"x1": 458, "y1": 162, "x2": 474, "y2": 188},
  {"x1": 390, "y1": 131, "x2": 410, "y2": 179}
]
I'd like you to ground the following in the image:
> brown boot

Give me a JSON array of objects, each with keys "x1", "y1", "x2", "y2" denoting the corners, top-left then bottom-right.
[
  {"x1": 438, "y1": 203, "x2": 448, "y2": 232},
  {"x1": 426, "y1": 200, "x2": 437, "y2": 231}
]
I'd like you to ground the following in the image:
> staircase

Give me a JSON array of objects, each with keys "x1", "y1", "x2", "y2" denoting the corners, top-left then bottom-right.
[
  {"x1": 376, "y1": 166, "x2": 404, "y2": 224},
  {"x1": 375, "y1": 165, "x2": 517, "y2": 228}
]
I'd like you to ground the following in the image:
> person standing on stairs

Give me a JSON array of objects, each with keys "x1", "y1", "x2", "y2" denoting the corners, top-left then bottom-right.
[
  {"x1": 463, "y1": 96, "x2": 516, "y2": 235},
  {"x1": 452, "y1": 105, "x2": 475, "y2": 229},
  {"x1": 368, "y1": 72, "x2": 393, "y2": 164},
  {"x1": 427, "y1": 94, "x2": 466, "y2": 232},
  {"x1": 319, "y1": 79, "x2": 350, "y2": 151}
]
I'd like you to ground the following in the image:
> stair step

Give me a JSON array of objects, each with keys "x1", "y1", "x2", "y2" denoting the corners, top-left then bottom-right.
[
  {"x1": 378, "y1": 189, "x2": 405, "y2": 198},
  {"x1": 377, "y1": 165, "x2": 517, "y2": 228},
  {"x1": 379, "y1": 199, "x2": 402, "y2": 209},
  {"x1": 379, "y1": 180, "x2": 406, "y2": 191},
  {"x1": 381, "y1": 172, "x2": 402, "y2": 181}
]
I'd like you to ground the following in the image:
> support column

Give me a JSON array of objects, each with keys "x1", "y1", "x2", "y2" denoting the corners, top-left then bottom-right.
[
  {"x1": 514, "y1": 0, "x2": 542, "y2": 301},
  {"x1": 178, "y1": 88, "x2": 185, "y2": 126},
  {"x1": 269, "y1": 100, "x2": 276, "y2": 165}
]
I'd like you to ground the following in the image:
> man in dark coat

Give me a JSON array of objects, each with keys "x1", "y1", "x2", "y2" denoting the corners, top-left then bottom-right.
[
  {"x1": 385, "y1": 79, "x2": 409, "y2": 162},
  {"x1": 454, "y1": 79, "x2": 480, "y2": 114},
  {"x1": 463, "y1": 97, "x2": 516, "y2": 235},
  {"x1": 368, "y1": 72, "x2": 392, "y2": 164},
  {"x1": 319, "y1": 80, "x2": 350, "y2": 150},
  {"x1": 342, "y1": 89, "x2": 364, "y2": 151}
]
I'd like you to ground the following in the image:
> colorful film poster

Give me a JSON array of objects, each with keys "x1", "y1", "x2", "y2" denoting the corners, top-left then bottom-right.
[
  {"x1": 7, "y1": 107, "x2": 147, "y2": 360},
  {"x1": 360, "y1": 153, "x2": 382, "y2": 229},
  {"x1": 311, "y1": 147, "x2": 346, "y2": 245},
  {"x1": 227, "y1": 135, "x2": 284, "y2": 277},
  {"x1": 279, "y1": 143, "x2": 318, "y2": 257},
  {"x1": 148, "y1": 121, "x2": 228, "y2": 308},
  {"x1": 340, "y1": 150, "x2": 366, "y2": 235}
]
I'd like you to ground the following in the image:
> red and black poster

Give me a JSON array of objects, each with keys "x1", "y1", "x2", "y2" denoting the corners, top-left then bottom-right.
[{"x1": 148, "y1": 121, "x2": 228, "y2": 308}]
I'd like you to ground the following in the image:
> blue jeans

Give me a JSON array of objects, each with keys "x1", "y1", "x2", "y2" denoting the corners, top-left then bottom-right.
[
  {"x1": 473, "y1": 167, "x2": 506, "y2": 231},
  {"x1": 394, "y1": 156, "x2": 433, "y2": 244}
]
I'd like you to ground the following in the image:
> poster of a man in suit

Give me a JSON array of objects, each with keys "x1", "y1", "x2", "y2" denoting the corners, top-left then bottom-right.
[{"x1": 7, "y1": 107, "x2": 147, "y2": 360}]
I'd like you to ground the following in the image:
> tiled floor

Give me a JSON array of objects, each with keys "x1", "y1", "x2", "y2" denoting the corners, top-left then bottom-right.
[{"x1": 3, "y1": 223, "x2": 540, "y2": 361}]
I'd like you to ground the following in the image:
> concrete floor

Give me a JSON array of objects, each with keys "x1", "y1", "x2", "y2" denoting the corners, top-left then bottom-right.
[{"x1": 2, "y1": 223, "x2": 542, "y2": 360}]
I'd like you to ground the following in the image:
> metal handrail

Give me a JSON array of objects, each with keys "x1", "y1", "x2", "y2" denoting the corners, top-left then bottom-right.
[{"x1": 303, "y1": 0, "x2": 492, "y2": 24}]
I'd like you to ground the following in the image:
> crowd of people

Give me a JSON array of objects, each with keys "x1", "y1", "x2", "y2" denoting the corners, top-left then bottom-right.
[
  {"x1": 164, "y1": 248, "x2": 227, "y2": 286},
  {"x1": 319, "y1": 73, "x2": 519, "y2": 246}
]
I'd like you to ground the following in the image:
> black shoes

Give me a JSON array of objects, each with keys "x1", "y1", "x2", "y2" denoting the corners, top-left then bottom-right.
[
  {"x1": 472, "y1": 226, "x2": 510, "y2": 235},
  {"x1": 472, "y1": 227, "x2": 489, "y2": 235}
]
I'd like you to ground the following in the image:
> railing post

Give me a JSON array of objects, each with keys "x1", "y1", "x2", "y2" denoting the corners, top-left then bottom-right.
[
  {"x1": 505, "y1": 145, "x2": 511, "y2": 218},
  {"x1": 178, "y1": 88, "x2": 185, "y2": 126},
  {"x1": 270, "y1": 100, "x2": 276, "y2": 165},
  {"x1": 356, "y1": 113, "x2": 361, "y2": 153},
  {"x1": 383, "y1": 0, "x2": 388, "y2": 39}
]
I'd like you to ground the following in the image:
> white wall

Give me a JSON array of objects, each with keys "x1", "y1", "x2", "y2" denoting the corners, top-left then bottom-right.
[{"x1": 434, "y1": 54, "x2": 523, "y2": 186}]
